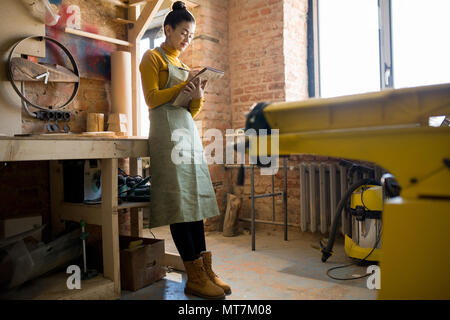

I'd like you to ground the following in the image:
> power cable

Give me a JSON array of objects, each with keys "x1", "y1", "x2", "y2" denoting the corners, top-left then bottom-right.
[{"x1": 326, "y1": 227, "x2": 381, "y2": 281}]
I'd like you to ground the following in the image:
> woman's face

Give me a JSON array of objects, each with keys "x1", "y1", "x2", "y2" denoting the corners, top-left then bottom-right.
[{"x1": 165, "y1": 21, "x2": 195, "y2": 52}]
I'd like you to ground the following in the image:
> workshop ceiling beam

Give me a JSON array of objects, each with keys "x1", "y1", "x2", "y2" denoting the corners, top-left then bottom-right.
[
  {"x1": 127, "y1": 0, "x2": 149, "y2": 7},
  {"x1": 129, "y1": 0, "x2": 164, "y2": 40}
]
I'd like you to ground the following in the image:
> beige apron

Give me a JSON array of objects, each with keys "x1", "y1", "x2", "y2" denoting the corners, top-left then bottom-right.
[{"x1": 147, "y1": 47, "x2": 220, "y2": 228}]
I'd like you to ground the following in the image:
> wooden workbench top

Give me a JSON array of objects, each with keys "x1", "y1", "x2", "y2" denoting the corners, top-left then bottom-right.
[
  {"x1": 0, "y1": 134, "x2": 148, "y2": 141},
  {"x1": 0, "y1": 134, "x2": 149, "y2": 161}
]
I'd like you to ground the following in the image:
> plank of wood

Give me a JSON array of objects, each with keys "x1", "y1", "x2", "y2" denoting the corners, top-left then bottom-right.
[
  {"x1": 65, "y1": 27, "x2": 132, "y2": 47},
  {"x1": 0, "y1": 139, "x2": 148, "y2": 161},
  {"x1": 101, "y1": 159, "x2": 121, "y2": 296},
  {"x1": 129, "y1": 157, "x2": 144, "y2": 237},
  {"x1": 118, "y1": 201, "x2": 149, "y2": 209},
  {"x1": 8, "y1": 134, "x2": 146, "y2": 140},
  {"x1": 11, "y1": 58, "x2": 79, "y2": 83},
  {"x1": 129, "y1": 0, "x2": 164, "y2": 40},
  {"x1": 81, "y1": 131, "x2": 116, "y2": 137},
  {"x1": 128, "y1": 0, "x2": 148, "y2": 6},
  {"x1": 59, "y1": 203, "x2": 103, "y2": 226},
  {"x1": 128, "y1": 0, "x2": 164, "y2": 137},
  {"x1": 163, "y1": 252, "x2": 185, "y2": 272},
  {"x1": 114, "y1": 18, "x2": 135, "y2": 24},
  {"x1": 102, "y1": 0, "x2": 129, "y2": 8},
  {"x1": 49, "y1": 161, "x2": 66, "y2": 238},
  {"x1": 130, "y1": 208, "x2": 143, "y2": 237},
  {"x1": 0, "y1": 271, "x2": 117, "y2": 300}
]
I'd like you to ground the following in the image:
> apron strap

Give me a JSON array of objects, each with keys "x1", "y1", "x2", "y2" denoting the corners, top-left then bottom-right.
[
  {"x1": 157, "y1": 46, "x2": 189, "y2": 71},
  {"x1": 156, "y1": 46, "x2": 171, "y2": 64}
]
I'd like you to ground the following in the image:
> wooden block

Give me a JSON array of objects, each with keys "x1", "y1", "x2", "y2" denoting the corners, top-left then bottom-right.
[
  {"x1": 108, "y1": 113, "x2": 128, "y2": 124},
  {"x1": 108, "y1": 123, "x2": 127, "y2": 133},
  {"x1": 0, "y1": 216, "x2": 42, "y2": 241},
  {"x1": 87, "y1": 113, "x2": 104, "y2": 132},
  {"x1": 162, "y1": 252, "x2": 185, "y2": 272}
]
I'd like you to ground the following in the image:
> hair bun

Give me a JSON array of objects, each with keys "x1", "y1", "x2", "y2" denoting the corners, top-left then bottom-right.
[{"x1": 172, "y1": 1, "x2": 186, "y2": 11}]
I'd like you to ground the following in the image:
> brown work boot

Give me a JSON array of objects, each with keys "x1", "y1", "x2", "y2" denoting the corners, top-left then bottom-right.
[
  {"x1": 200, "y1": 251, "x2": 232, "y2": 295},
  {"x1": 183, "y1": 257, "x2": 225, "y2": 300}
]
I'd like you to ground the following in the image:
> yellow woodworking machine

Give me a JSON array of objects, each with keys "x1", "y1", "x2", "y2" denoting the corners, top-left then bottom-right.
[{"x1": 244, "y1": 83, "x2": 450, "y2": 299}]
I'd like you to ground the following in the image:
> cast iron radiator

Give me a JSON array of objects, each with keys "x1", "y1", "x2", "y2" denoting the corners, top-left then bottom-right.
[{"x1": 299, "y1": 162, "x2": 384, "y2": 235}]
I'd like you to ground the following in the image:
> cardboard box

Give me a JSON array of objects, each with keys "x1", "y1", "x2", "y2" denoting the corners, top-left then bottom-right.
[{"x1": 119, "y1": 236, "x2": 166, "y2": 291}]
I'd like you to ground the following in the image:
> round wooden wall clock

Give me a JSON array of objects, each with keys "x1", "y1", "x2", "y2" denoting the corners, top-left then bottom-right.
[{"x1": 7, "y1": 36, "x2": 80, "y2": 133}]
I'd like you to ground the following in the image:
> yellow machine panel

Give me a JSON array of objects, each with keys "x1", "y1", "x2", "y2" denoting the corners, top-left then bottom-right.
[{"x1": 244, "y1": 83, "x2": 450, "y2": 299}]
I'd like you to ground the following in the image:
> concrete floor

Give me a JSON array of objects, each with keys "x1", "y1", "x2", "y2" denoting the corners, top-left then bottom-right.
[{"x1": 121, "y1": 225, "x2": 377, "y2": 300}]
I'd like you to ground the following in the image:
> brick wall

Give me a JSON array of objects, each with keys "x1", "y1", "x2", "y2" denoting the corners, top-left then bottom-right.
[
  {"x1": 180, "y1": 0, "x2": 233, "y2": 231},
  {"x1": 0, "y1": 161, "x2": 51, "y2": 241},
  {"x1": 229, "y1": 0, "x2": 286, "y2": 130},
  {"x1": 227, "y1": 0, "x2": 312, "y2": 232}
]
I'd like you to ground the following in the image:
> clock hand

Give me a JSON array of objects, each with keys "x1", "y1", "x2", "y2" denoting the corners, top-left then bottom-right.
[{"x1": 35, "y1": 71, "x2": 50, "y2": 84}]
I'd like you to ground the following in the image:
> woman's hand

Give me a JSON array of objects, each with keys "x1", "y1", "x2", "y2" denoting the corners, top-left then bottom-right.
[
  {"x1": 183, "y1": 77, "x2": 208, "y2": 100},
  {"x1": 188, "y1": 68, "x2": 203, "y2": 82}
]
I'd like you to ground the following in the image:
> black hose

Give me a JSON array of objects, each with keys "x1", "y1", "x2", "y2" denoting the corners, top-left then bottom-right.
[{"x1": 321, "y1": 178, "x2": 381, "y2": 262}]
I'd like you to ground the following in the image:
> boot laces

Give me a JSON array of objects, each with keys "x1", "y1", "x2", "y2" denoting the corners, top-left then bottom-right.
[
  {"x1": 205, "y1": 264, "x2": 218, "y2": 278},
  {"x1": 192, "y1": 264, "x2": 209, "y2": 282}
]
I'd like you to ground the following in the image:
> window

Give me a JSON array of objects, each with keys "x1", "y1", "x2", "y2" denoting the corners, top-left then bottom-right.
[
  {"x1": 318, "y1": 0, "x2": 380, "y2": 98},
  {"x1": 138, "y1": 27, "x2": 164, "y2": 137},
  {"x1": 391, "y1": 0, "x2": 450, "y2": 89},
  {"x1": 309, "y1": 0, "x2": 450, "y2": 99}
]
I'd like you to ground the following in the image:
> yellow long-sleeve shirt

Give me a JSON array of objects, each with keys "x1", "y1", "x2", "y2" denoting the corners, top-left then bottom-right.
[{"x1": 139, "y1": 43, "x2": 203, "y2": 118}]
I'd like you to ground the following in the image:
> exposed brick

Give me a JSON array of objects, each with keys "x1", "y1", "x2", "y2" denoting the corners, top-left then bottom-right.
[
  {"x1": 15, "y1": 0, "x2": 311, "y2": 234},
  {"x1": 261, "y1": 8, "x2": 272, "y2": 15}
]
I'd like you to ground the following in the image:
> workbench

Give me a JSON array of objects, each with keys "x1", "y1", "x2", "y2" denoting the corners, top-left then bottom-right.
[{"x1": 0, "y1": 134, "x2": 149, "y2": 299}]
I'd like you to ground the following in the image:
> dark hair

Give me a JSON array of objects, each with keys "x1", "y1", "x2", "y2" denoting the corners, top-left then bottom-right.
[{"x1": 163, "y1": 1, "x2": 195, "y2": 31}]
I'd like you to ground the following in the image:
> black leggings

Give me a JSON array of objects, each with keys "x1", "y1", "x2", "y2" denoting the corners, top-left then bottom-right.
[{"x1": 170, "y1": 220, "x2": 206, "y2": 262}]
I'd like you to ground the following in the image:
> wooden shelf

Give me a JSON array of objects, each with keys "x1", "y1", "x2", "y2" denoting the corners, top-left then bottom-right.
[
  {"x1": 65, "y1": 27, "x2": 132, "y2": 47},
  {"x1": 118, "y1": 201, "x2": 150, "y2": 209},
  {"x1": 59, "y1": 202, "x2": 103, "y2": 225},
  {"x1": 114, "y1": 18, "x2": 136, "y2": 24},
  {"x1": 57, "y1": 201, "x2": 149, "y2": 225}
]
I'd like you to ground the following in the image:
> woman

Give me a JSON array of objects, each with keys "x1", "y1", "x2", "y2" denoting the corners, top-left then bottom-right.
[{"x1": 139, "y1": 1, "x2": 230, "y2": 300}]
